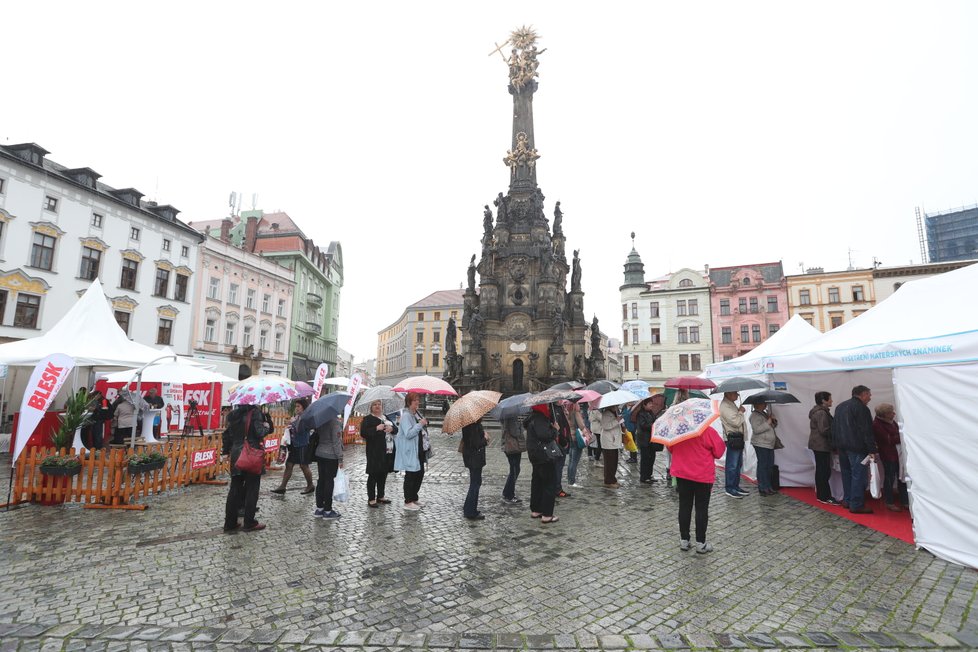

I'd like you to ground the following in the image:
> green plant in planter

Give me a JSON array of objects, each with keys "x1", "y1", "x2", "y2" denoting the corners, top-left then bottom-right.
[
  {"x1": 39, "y1": 453, "x2": 81, "y2": 470},
  {"x1": 52, "y1": 388, "x2": 95, "y2": 451},
  {"x1": 128, "y1": 451, "x2": 168, "y2": 467}
]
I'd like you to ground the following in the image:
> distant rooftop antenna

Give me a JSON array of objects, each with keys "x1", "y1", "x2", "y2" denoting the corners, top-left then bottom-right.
[
  {"x1": 847, "y1": 248, "x2": 855, "y2": 270},
  {"x1": 228, "y1": 191, "x2": 237, "y2": 217},
  {"x1": 251, "y1": 193, "x2": 258, "y2": 210}
]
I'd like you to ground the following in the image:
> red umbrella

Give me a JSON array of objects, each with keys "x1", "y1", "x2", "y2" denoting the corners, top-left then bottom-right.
[
  {"x1": 664, "y1": 376, "x2": 717, "y2": 391},
  {"x1": 392, "y1": 375, "x2": 459, "y2": 396}
]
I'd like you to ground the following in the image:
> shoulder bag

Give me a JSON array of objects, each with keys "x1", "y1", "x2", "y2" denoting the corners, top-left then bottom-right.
[{"x1": 234, "y1": 412, "x2": 265, "y2": 475}]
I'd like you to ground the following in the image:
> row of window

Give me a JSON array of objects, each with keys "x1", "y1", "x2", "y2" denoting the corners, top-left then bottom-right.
[
  {"x1": 622, "y1": 353, "x2": 703, "y2": 373},
  {"x1": 203, "y1": 319, "x2": 284, "y2": 353},
  {"x1": 718, "y1": 296, "x2": 779, "y2": 315},
  {"x1": 622, "y1": 326, "x2": 698, "y2": 345},
  {"x1": 415, "y1": 353, "x2": 441, "y2": 368},
  {"x1": 798, "y1": 286, "x2": 865, "y2": 305},
  {"x1": 417, "y1": 330, "x2": 442, "y2": 343},
  {"x1": 623, "y1": 296, "x2": 781, "y2": 321},
  {"x1": 720, "y1": 323, "x2": 781, "y2": 344},
  {"x1": 207, "y1": 278, "x2": 288, "y2": 316},
  {"x1": 417, "y1": 310, "x2": 448, "y2": 322}
]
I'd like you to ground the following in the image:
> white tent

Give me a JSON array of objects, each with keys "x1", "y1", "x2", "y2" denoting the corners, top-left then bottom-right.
[
  {"x1": 100, "y1": 364, "x2": 237, "y2": 385},
  {"x1": 0, "y1": 279, "x2": 169, "y2": 367},
  {"x1": 703, "y1": 315, "x2": 823, "y2": 380},
  {"x1": 759, "y1": 263, "x2": 978, "y2": 569}
]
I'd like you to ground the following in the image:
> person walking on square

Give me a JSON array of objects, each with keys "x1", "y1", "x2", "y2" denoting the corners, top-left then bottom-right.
[
  {"x1": 563, "y1": 399, "x2": 590, "y2": 488},
  {"x1": 222, "y1": 404, "x2": 267, "y2": 532},
  {"x1": 361, "y1": 400, "x2": 397, "y2": 507},
  {"x1": 670, "y1": 425, "x2": 725, "y2": 553},
  {"x1": 461, "y1": 418, "x2": 489, "y2": 520},
  {"x1": 395, "y1": 392, "x2": 429, "y2": 511},
  {"x1": 808, "y1": 391, "x2": 838, "y2": 504},
  {"x1": 633, "y1": 394, "x2": 666, "y2": 484},
  {"x1": 749, "y1": 403, "x2": 779, "y2": 496},
  {"x1": 590, "y1": 406, "x2": 623, "y2": 488},
  {"x1": 313, "y1": 415, "x2": 344, "y2": 520},
  {"x1": 872, "y1": 403, "x2": 903, "y2": 512},
  {"x1": 271, "y1": 398, "x2": 316, "y2": 495},
  {"x1": 501, "y1": 416, "x2": 526, "y2": 504},
  {"x1": 719, "y1": 392, "x2": 749, "y2": 497},
  {"x1": 525, "y1": 404, "x2": 559, "y2": 523},
  {"x1": 832, "y1": 385, "x2": 876, "y2": 514}
]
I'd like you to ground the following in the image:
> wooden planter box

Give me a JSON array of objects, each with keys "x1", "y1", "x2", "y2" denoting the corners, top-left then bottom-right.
[{"x1": 128, "y1": 460, "x2": 166, "y2": 475}]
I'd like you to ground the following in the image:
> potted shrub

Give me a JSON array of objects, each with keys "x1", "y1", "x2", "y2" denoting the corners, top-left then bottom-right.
[
  {"x1": 127, "y1": 451, "x2": 167, "y2": 474},
  {"x1": 39, "y1": 388, "x2": 93, "y2": 478}
]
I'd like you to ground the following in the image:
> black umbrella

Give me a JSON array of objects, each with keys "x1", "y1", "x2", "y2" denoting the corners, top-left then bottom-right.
[
  {"x1": 297, "y1": 392, "x2": 351, "y2": 431},
  {"x1": 742, "y1": 390, "x2": 800, "y2": 405},
  {"x1": 584, "y1": 380, "x2": 620, "y2": 395},
  {"x1": 547, "y1": 380, "x2": 585, "y2": 391},
  {"x1": 711, "y1": 377, "x2": 770, "y2": 394},
  {"x1": 488, "y1": 392, "x2": 534, "y2": 420}
]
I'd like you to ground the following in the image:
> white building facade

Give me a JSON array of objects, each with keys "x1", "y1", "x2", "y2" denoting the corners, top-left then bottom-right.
[{"x1": 0, "y1": 143, "x2": 203, "y2": 352}]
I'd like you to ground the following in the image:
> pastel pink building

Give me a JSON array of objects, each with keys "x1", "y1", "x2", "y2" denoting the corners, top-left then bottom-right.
[{"x1": 709, "y1": 262, "x2": 788, "y2": 362}]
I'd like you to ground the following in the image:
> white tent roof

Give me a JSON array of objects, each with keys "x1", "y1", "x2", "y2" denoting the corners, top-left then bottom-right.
[
  {"x1": 0, "y1": 279, "x2": 174, "y2": 367},
  {"x1": 100, "y1": 363, "x2": 237, "y2": 385},
  {"x1": 767, "y1": 262, "x2": 978, "y2": 374},
  {"x1": 703, "y1": 314, "x2": 823, "y2": 379}
]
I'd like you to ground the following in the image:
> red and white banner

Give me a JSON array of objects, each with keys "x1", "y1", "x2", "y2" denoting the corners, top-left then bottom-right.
[
  {"x1": 342, "y1": 372, "x2": 364, "y2": 430},
  {"x1": 190, "y1": 447, "x2": 218, "y2": 470},
  {"x1": 95, "y1": 380, "x2": 223, "y2": 431},
  {"x1": 13, "y1": 353, "x2": 75, "y2": 466},
  {"x1": 312, "y1": 363, "x2": 330, "y2": 399},
  {"x1": 263, "y1": 437, "x2": 280, "y2": 451}
]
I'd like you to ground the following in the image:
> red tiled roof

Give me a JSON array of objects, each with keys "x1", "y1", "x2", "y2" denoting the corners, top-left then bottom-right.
[{"x1": 408, "y1": 289, "x2": 467, "y2": 308}]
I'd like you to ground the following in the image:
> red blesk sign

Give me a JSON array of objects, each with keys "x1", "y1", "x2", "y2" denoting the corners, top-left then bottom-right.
[
  {"x1": 13, "y1": 353, "x2": 75, "y2": 466},
  {"x1": 263, "y1": 437, "x2": 280, "y2": 451},
  {"x1": 191, "y1": 447, "x2": 218, "y2": 470}
]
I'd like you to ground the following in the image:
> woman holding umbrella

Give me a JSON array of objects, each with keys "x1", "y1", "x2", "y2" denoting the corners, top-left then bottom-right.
[
  {"x1": 590, "y1": 404, "x2": 624, "y2": 489},
  {"x1": 271, "y1": 398, "x2": 316, "y2": 495},
  {"x1": 361, "y1": 400, "x2": 397, "y2": 507},
  {"x1": 461, "y1": 418, "x2": 489, "y2": 520},
  {"x1": 632, "y1": 394, "x2": 666, "y2": 484},
  {"x1": 394, "y1": 392, "x2": 430, "y2": 511},
  {"x1": 749, "y1": 402, "x2": 779, "y2": 496},
  {"x1": 222, "y1": 404, "x2": 268, "y2": 532},
  {"x1": 524, "y1": 404, "x2": 560, "y2": 523}
]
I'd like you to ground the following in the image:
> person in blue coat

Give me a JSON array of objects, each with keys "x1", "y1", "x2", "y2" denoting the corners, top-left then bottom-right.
[{"x1": 394, "y1": 392, "x2": 430, "y2": 511}]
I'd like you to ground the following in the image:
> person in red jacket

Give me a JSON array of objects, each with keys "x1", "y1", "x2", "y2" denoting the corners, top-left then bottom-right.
[
  {"x1": 872, "y1": 403, "x2": 903, "y2": 512},
  {"x1": 669, "y1": 426, "x2": 726, "y2": 553}
]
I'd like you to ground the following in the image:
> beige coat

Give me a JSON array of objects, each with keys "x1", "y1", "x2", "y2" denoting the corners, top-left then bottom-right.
[
  {"x1": 749, "y1": 409, "x2": 777, "y2": 449},
  {"x1": 590, "y1": 408, "x2": 622, "y2": 449},
  {"x1": 719, "y1": 397, "x2": 745, "y2": 440}
]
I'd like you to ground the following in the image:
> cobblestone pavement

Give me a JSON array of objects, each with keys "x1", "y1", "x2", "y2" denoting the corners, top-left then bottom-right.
[{"x1": 1, "y1": 430, "x2": 976, "y2": 651}]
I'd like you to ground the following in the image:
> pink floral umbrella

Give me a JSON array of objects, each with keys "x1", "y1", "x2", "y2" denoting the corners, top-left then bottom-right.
[
  {"x1": 228, "y1": 375, "x2": 301, "y2": 405},
  {"x1": 294, "y1": 381, "x2": 315, "y2": 398}
]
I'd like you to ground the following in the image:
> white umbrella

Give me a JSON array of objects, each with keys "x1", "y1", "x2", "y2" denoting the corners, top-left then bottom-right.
[
  {"x1": 597, "y1": 389, "x2": 642, "y2": 410},
  {"x1": 322, "y1": 376, "x2": 351, "y2": 387},
  {"x1": 101, "y1": 363, "x2": 236, "y2": 385}
]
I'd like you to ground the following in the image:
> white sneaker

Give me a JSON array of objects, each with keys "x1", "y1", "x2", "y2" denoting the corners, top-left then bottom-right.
[
  {"x1": 696, "y1": 542, "x2": 713, "y2": 554},
  {"x1": 569, "y1": 483, "x2": 584, "y2": 488},
  {"x1": 414, "y1": 501, "x2": 425, "y2": 508},
  {"x1": 680, "y1": 539, "x2": 691, "y2": 551},
  {"x1": 403, "y1": 502, "x2": 421, "y2": 511}
]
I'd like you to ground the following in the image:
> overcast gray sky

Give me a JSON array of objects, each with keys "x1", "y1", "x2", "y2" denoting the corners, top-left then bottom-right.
[{"x1": 5, "y1": 1, "x2": 978, "y2": 361}]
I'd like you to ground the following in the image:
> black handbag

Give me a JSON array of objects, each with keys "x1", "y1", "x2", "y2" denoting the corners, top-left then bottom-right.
[
  {"x1": 543, "y1": 440, "x2": 565, "y2": 461},
  {"x1": 726, "y1": 432, "x2": 745, "y2": 450}
]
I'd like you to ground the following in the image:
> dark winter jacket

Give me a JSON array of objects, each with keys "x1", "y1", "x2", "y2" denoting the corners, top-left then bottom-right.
[
  {"x1": 361, "y1": 414, "x2": 397, "y2": 475},
  {"x1": 524, "y1": 411, "x2": 557, "y2": 465},
  {"x1": 221, "y1": 405, "x2": 267, "y2": 476},
  {"x1": 807, "y1": 404, "x2": 833, "y2": 452},
  {"x1": 461, "y1": 421, "x2": 487, "y2": 470},
  {"x1": 635, "y1": 410, "x2": 656, "y2": 448},
  {"x1": 832, "y1": 397, "x2": 877, "y2": 455},
  {"x1": 873, "y1": 418, "x2": 901, "y2": 463}
]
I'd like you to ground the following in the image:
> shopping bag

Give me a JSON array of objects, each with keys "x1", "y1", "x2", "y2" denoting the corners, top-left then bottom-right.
[
  {"x1": 868, "y1": 460, "x2": 882, "y2": 499},
  {"x1": 574, "y1": 428, "x2": 587, "y2": 449},
  {"x1": 623, "y1": 430, "x2": 638, "y2": 453},
  {"x1": 332, "y1": 468, "x2": 349, "y2": 503}
]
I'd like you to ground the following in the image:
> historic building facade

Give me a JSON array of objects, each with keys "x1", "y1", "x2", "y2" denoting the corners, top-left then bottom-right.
[
  {"x1": 786, "y1": 267, "x2": 874, "y2": 332},
  {"x1": 453, "y1": 28, "x2": 601, "y2": 393},
  {"x1": 376, "y1": 289, "x2": 463, "y2": 386},
  {"x1": 190, "y1": 232, "x2": 295, "y2": 378},
  {"x1": 0, "y1": 142, "x2": 203, "y2": 352},
  {"x1": 709, "y1": 262, "x2": 788, "y2": 361},
  {"x1": 872, "y1": 259, "x2": 976, "y2": 304}
]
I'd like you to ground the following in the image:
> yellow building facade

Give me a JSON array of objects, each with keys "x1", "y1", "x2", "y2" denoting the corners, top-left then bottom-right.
[
  {"x1": 786, "y1": 268, "x2": 876, "y2": 332},
  {"x1": 376, "y1": 289, "x2": 464, "y2": 385}
]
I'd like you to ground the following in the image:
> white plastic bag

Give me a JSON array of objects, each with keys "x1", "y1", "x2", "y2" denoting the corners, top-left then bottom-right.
[
  {"x1": 332, "y1": 468, "x2": 349, "y2": 503},
  {"x1": 868, "y1": 459, "x2": 882, "y2": 499}
]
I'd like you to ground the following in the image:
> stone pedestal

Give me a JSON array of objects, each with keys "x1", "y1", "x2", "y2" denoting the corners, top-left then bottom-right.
[{"x1": 547, "y1": 349, "x2": 567, "y2": 378}]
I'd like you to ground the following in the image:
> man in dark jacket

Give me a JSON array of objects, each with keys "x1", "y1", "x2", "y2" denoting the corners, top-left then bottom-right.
[{"x1": 832, "y1": 385, "x2": 877, "y2": 514}]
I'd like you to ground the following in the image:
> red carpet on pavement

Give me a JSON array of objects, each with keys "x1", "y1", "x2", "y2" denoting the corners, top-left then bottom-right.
[{"x1": 779, "y1": 486, "x2": 915, "y2": 544}]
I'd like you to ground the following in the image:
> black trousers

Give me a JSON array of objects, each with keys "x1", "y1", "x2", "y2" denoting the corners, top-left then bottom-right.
[
  {"x1": 403, "y1": 469, "x2": 424, "y2": 503},
  {"x1": 225, "y1": 472, "x2": 261, "y2": 529},
  {"x1": 676, "y1": 477, "x2": 712, "y2": 544},
  {"x1": 529, "y1": 461, "x2": 556, "y2": 517},
  {"x1": 639, "y1": 446, "x2": 657, "y2": 482},
  {"x1": 315, "y1": 458, "x2": 339, "y2": 511},
  {"x1": 366, "y1": 472, "x2": 387, "y2": 501},
  {"x1": 813, "y1": 450, "x2": 832, "y2": 501}
]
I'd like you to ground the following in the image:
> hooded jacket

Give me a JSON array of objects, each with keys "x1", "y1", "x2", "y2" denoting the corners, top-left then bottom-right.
[{"x1": 808, "y1": 404, "x2": 833, "y2": 452}]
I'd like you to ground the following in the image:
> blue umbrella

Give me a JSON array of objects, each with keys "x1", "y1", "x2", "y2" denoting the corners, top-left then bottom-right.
[
  {"x1": 620, "y1": 379, "x2": 650, "y2": 394},
  {"x1": 297, "y1": 392, "x2": 351, "y2": 431},
  {"x1": 488, "y1": 392, "x2": 534, "y2": 420}
]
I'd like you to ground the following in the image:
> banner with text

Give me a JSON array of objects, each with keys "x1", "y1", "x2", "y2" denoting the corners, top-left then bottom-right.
[
  {"x1": 13, "y1": 353, "x2": 75, "y2": 466},
  {"x1": 312, "y1": 363, "x2": 330, "y2": 399},
  {"x1": 342, "y1": 373, "x2": 364, "y2": 430}
]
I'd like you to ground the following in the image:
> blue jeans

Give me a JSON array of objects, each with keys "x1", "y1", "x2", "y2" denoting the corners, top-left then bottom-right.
[
  {"x1": 503, "y1": 452, "x2": 521, "y2": 499},
  {"x1": 724, "y1": 447, "x2": 744, "y2": 493},
  {"x1": 754, "y1": 446, "x2": 775, "y2": 492},
  {"x1": 566, "y1": 445, "x2": 583, "y2": 485},
  {"x1": 838, "y1": 450, "x2": 852, "y2": 504},
  {"x1": 847, "y1": 451, "x2": 868, "y2": 510},
  {"x1": 464, "y1": 466, "x2": 483, "y2": 517},
  {"x1": 553, "y1": 451, "x2": 567, "y2": 493}
]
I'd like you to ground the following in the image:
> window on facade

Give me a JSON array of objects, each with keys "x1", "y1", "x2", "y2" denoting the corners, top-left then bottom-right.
[
  {"x1": 677, "y1": 327, "x2": 688, "y2": 344},
  {"x1": 0, "y1": 177, "x2": 5, "y2": 194},
  {"x1": 738, "y1": 297, "x2": 747, "y2": 313},
  {"x1": 752, "y1": 324, "x2": 762, "y2": 342},
  {"x1": 893, "y1": 282, "x2": 903, "y2": 292},
  {"x1": 156, "y1": 318, "x2": 173, "y2": 345},
  {"x1": 79, "y1": 247, "x2": 101, "y2": 280},
  {"x1": 688, "y1": 299, "x2": 698, "y2": 315},
  {"x1": 174, "y1": 274, "x2": 188, "y2": 302},
  {"x1": 633, "y1": 355, "x2": 639, "y2": 372},
  {"x1": 828, "y1": 287, "x2": 840, "y2": 303},
  {"x1": 743, "y1": 277, "x2": 751, "y2": 285},
  {"x1": 801, "y1": 314, "x2": 814, "y2": 325},
  {"x1": 274, "y1": 331, "x2": 283, "y2": 353},
  {"x1": 417, "y1": 312, "x2": 424, "y2": 321},
  {"x1": 690, "y1": 326, "x2": 700, "y2": 343},
  {"x1": 622, "y1": 329, "x2": 628, "y2": 346},
  {"x1": 624, "y1": 356, "x2": 629, "y2": 372},
  {"x1": 121, "y1": 259, "x2": 138, "y2": 290},
  {"x1": 154, "y1": 268, "x2": 170, "y2": 297},
  {"x1": 831, "y1": 315, "x2": 843, "y2": 328},
  {"x1": 261, "y1": 293, "x2": 270, "y2": 313},
  {"x1": 228, "y1": 283, "x2": 239, "y2": 304},
  {"x1": 451, "y1": 310, "x2": 458, "y2": 319},
  {"x1": 679, "y1": 354, "x2": 690, "y2": 371},
  {"x1": 225, "y1": 323, "x2": 236, "y2": 346},
  {"x1": 130, "y1": 226, "x2": 140, "y2": 241},
  {"x1": 208, "y1": 278, "x2": 220, "y2": 300},
  {"x1": 243, "y1": 325, "x2": 253, "y2": 348},
  {"x1": 416, "y1": 331, "x2": 424, "y2": 343},
  {"x1": 277, "y1": 298, "x2": 286, "y2": 316},
  {"x1": 721, "y1": 326, "x2": 732, "y2": 344},
  {"x1": 852, "y1": 285, "x2": 864, "y2": 301},
  {"x1": 162, "y1": 239, "x2": 171, "y2": 252},
  {"x1": 0, "y1": 290, "x2": 6, "y2": 325},
  {"x1": 114, "y1": 310, "x2": 130, "y2": 336},
  {"x1": 416, "y1": 353, "x2": 423, "y2": 368},
  {"x1": 631, "y1": 303, "x2": 638, "y2": 319},
  {"x1": 30, "y1": 233, "x2": 56, "y2": 270},
  {"x1": 433, "y1": 331, "x2": 440, "y2": 343},
  {"x1": 650, "y1": 302, "x2": 659, "y2": 318},
  {"x1": 767, "y1": 296, "x2": 778, "y2": 312},
  {"x1": 799, "y1": 289, "x2": 811, "y2": 305},
  {"x1": 676, "y1": 300, "x2": 687, "y2": 316},
  {"x1": 432, "y1": 353, "x2": 440, "y2": 368},
  {"x1": 749, "y1": 297, "x2": 758, "y2": 312},
  {"x1": 434, "y1": 311, "x2": 441, "y2": 321},
  {"x1": 719, "y1": 299, "x2": 730, "y2": 315},
  {"x1": 678, "y1": 278, "x2": 693, "y2": 288},
  {"x1": 204, "y1": 319, "x2": 216, "y2": 342},
  {"x1": 691, "y1": 354, "x2": 702, "y2": 371},
  {"x1": 651, "y1": 355, "x2": 662, "y2": 372},
  {"x1": 740, "y1": 325, "x2": 750, "y2": 343},
  {"x1": 260, "y1": 329, "x2": 268, "y2": 351},
  {"x1": 769, "y1": 323, "x2": 780, "y2": 335},
  {"x1": 44, "y1": 196, "x2": 58, "y2": 212},
  {"x1": 650, "y1": 327, "x2": 660, "y2": 344},
  {"x1": 622, "y1": 304, "x2": 627, "y2": 319},
  {"x1": 181, "y1": 245, "x2": 189, "y2": 258},
  {"x1": 91, "y1": 213, "x2": 103, "y2": 228},
  {"x1": 632, "y1": 328, "x2": 638, "y2": 344},
  {"x1": 246, "y1": 288, "x2": 256, "y2": 309},
  {"x1": 14, "y1": 294, "x2": 40, "y2": 328}
]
